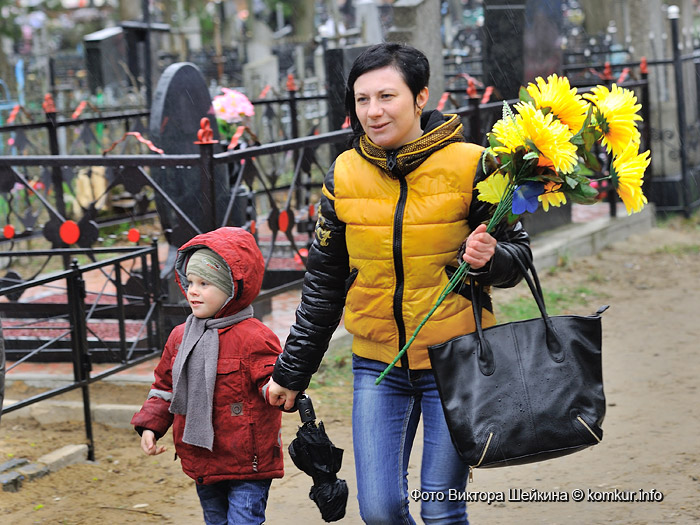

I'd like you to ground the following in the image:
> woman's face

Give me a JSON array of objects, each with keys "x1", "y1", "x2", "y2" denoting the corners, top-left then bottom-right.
[{"x1": 353, "y1": 65, "x2": 429, "y2": 150}]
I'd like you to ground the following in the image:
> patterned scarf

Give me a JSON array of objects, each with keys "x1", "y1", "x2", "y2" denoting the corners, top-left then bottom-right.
[{"x1": 356, "y1": 112, "x2": 466, "y2": 178}]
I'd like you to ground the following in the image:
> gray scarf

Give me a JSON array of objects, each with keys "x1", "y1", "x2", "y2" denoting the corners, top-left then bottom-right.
[{"x1": 169, "y1": 305, "x2": 254, "y2": 450}]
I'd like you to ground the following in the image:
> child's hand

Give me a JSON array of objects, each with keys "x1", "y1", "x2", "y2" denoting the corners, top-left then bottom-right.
[
  {"x1": 140, "y1": 430, "x2": 167, "y2": 456},
  {"x1": 263, "y1": 378, "x2": 299, "y2": 412}
]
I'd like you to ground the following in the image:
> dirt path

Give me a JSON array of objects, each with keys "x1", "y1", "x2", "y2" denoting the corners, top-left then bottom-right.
[{"x1": 2, "y1": 217, "x2": 700, "y2": 524}]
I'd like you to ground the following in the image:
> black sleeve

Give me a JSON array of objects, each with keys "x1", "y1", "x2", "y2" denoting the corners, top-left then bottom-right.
[
  {"x1": 272, "y1": 162, "x2": 350, "y2": 391},
  {"x1": 464, "y1": 157, "x2": 532, "y2": 288}
]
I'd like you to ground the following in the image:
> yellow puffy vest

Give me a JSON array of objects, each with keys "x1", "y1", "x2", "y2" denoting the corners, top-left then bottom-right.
[{"x1": 328, "y1": 141, "x2": 496, "y2": 369}]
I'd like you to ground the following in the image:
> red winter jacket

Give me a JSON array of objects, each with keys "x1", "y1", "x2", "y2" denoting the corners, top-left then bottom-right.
[{"x1": 131, "y1": 228, "x2": 284, "y2": 484}]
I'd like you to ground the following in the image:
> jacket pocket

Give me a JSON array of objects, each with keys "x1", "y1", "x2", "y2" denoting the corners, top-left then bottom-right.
[{"x1": 215, "y1": 358, "x2": 241, "y2": 405}]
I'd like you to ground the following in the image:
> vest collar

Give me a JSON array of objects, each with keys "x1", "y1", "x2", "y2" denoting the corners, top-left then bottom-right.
[{"x1": 356, "y1": 111, "x2": 466, "y2": 178}]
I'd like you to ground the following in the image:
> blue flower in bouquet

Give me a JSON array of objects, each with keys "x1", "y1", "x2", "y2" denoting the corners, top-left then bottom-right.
[{"x1": 512, "y1": 182, "x2": 545, "y2": 214}]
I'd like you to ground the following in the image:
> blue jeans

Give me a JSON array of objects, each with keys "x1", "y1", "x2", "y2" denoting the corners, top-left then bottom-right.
[
  {"x1": 195, "y1": 478, "x2": 271, "y2": 525},
  {"x1": 352, "y1": 355, "x2": 469, "y2": 525}
]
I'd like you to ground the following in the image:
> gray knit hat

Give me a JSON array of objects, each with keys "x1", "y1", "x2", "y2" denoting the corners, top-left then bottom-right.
[{"x1": 185, "y1": 248, "x2": 233, "y2": 297}]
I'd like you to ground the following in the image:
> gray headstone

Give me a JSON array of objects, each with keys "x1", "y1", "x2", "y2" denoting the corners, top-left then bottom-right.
[{"x1": 149, "y1": 62, "x2": 229, "y2": 248}]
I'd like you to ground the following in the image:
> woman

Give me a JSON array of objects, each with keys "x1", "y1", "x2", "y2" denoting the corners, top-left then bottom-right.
[{"x1": 267, "y1": 43, "x2": 531, "y2": 524}]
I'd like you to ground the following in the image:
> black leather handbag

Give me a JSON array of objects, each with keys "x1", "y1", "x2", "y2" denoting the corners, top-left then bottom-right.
[{"x1": 428, "y1": 244, "x2": 607, "y2": 476}]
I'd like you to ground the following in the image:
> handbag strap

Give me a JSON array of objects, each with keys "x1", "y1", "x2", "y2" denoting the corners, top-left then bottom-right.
[
  {"x1": 470, "y1": 243, "x2": 565, "y2": 365},
  {"x1": 470, "y1": 276, "x2": 496, "y2": 375}
]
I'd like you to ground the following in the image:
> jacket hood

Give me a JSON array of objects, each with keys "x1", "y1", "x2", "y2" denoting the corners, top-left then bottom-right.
[{"x1": 175, "y1": 227, "x2": 264, "y2": 317}]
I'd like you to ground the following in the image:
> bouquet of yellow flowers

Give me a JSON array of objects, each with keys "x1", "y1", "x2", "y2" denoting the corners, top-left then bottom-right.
[{"x1": 377, "y1": 74, "x2": 651, "y2": 384}]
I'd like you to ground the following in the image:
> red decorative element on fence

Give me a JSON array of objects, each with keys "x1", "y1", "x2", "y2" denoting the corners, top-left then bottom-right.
[
  {"x1": 71, "y1": 100, "x2": 101, "y2": 119},
  {"x1": 194, "y1": 117, "x2": 217, "y2": 145},
  {"x1": 103, "y1": 131, "x2": 164, "y2": 155},
  {"x1": 59, "y1": 220, "x2": 80, "y2": 245},
  {"x1": 250, "y1": 220, "x2": 257, "y2": 235},
  {"x1": 294, "y1": 248, "x2": 308, "y2": 265},
  {"x1": 437, "y1": 92, "x2": 449, "y2": 111},
  {"x1": 7, "y1": 105, "x2": 20, "y2": 124},
  {"x1": 341, "y1": 116, "x2": 351, "y2": 129},
  {"x1": 127, "y1": 228, "x2": 141, "y2": 243},
  {"x1": 588, "y1": 62, "x2": 614, "y2": 82},
  {"x1": 3, "y1": 224, "x2": 15, "y2": 239},
  {"x1": 481, "y1": 86, "x2": 494, "y2": 104},
  {"x1": 457, "y1": 73, "x2": 483, "y2": 88},
  {"x1": 604, "y1": 62, "x2": 612, "y2": 81},
  {"x1": 617, "y1": 68, "x2": 630, "y2": 84},
  {"x1": 227, "y1": 125, "x2": 247, "y2": 150},
  {"x1": 308, "y1": 203, "x2": 315, "y2": 219},
  {"x1": 278, "y1": 209, "x2": 290, "y2": 232},
  {"x1": 467, "y1": 78, "x2": 477, "y2": 98},
  {"x1": 42, "y1": 94, "x2": 56, "y2": 114},
  {"x1": 258, "y1": 85, "x2": 272, "y2": 99},
  {"x1": 286, "y1": 74, "x2": 298, "y2": 92},
  {"x1": 640, "y1": 57, "x2": 648, "y2": 75}
]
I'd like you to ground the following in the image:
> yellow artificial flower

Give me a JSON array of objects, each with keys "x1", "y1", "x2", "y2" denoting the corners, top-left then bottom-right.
[
  {"x1": 476, "y1": 171, "x2": 510, "y2": 204},
  {"x1": 611, "y1": 142, "x2": 650, "y2": 214},
  {"x1": 538, "y1": 181, "x2": 567, "y2": 211},
  {"x1": 584, "y1": 84, "x2": 642, "y2": 157},
  {"x1": 515, "y1": 102, "x2": 578, "y2": 174},
  {"x1": 490, "y1": 115, "x2": 526, "y2": 154},
  {"x1": 526, "y1": 74, "x2": 589, "y2": 133}
]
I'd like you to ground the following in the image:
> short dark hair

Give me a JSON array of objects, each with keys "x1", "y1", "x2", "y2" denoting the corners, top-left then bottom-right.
[{"x1": 344, "y1": 43, "x2": 430, "y2": 136}]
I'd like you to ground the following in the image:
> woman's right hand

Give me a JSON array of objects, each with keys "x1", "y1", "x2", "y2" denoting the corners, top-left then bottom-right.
[
  {"x1": 140, "y1": 429, "x2": 166, "y2": 456},
  {"x1": 264, "y1": 377, "x2": 299, "y2": 411}
]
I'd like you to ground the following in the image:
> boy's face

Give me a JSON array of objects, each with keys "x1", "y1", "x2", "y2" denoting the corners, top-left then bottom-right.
[{"x1": 186, "y1": 273, "x2": 229, "y2": 318}]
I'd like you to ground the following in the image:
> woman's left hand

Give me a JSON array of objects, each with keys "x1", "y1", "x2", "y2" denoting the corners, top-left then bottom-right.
[{"x1": 462, "y1": 224, "x2": 497, "y2": 269}]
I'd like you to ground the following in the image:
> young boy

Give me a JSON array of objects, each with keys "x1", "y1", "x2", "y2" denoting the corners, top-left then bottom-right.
[{"x1": 131, "y1": 227, "x2": 283, "y2": 525}]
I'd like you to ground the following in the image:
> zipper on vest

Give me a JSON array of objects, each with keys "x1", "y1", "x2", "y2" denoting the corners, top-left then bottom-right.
[
  {"x1": 387, "y1": 149, "x2": 398, "y2": 173},
  {"x1": 392, "y1": 176, "x2": 409, "y2": 369}
]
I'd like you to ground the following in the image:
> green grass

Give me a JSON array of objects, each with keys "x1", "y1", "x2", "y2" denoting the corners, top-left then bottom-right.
[
  {"x1": 654, "y1": 243, "x2": 700, "y2": 256},
  {"x1": 308, "y1": 350, "x2": 353, "y2": 390},
  {"x1": 495, "y1": 285, "x2": 598, "y2": 323},
  {"x1": 307, "y1": 345, "x2": 354, "y2": 419}
]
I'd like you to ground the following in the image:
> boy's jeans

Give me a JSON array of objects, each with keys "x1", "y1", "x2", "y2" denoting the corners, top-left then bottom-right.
[
  {"x1": 195, "y1": 478, "x2": 271, "y2": 525},
  {"x1": 352, "y1": 354, "x2": 469, "y2": 525}
]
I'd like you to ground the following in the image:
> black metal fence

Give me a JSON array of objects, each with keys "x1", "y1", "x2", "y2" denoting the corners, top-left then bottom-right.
[
  {"x1": 561, "y1": 15, "x2": 700, "y2": 217},
  {"x1": 0, "y1": 244, "x2": 163, "y2": 459}
]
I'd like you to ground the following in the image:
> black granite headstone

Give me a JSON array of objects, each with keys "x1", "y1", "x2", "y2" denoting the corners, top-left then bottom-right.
[
  {"x1": 483, "y1": 0, "x2": 526, "y2": 101},
  {"x1": 523, "y1": 0, "x2": 563, "y2": 83},
  {"x1": 324, "y1": 46, "x2": 369, "y2": 156},
  {"x1": 483, "y1": 0, "x2": 562, "y2": 101},
  {"x1": 149, "y1": 62, "x2": 229, "y2": 248},
  {"x1": 83, "y1": 26, "x2": 128, "y2": 95}
]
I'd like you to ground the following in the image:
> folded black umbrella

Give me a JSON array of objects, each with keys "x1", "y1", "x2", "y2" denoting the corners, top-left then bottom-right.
[{"x1": 288, "y1": 394, "x2": 348, "y2": 522}]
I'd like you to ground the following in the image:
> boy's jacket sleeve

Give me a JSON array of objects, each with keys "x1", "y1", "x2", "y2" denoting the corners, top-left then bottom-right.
[{"x1": 130, "y1": 327, "x2": 181, "y2": 438}]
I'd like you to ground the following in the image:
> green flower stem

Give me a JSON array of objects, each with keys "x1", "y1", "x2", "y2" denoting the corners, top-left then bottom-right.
[{"x1": 375, "y1": 185, "x2": 515, "y2": 385}]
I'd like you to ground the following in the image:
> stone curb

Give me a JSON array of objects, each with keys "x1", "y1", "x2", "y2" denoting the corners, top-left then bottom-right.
[
  {"x1": 0, "y1": 445, "x2": 87, "y2": 492},
  {"x1": 3, "y1": 399, "x2": 142, "y2": 428},
  {"x1": 529, "y1": 204, "x2": 655, "y2": 271}
]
